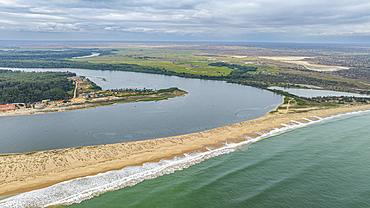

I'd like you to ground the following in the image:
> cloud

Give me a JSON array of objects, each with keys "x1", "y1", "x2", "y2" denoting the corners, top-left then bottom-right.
[
  {"x1": 0, "y1": 0, "x2": 370, "y2": 41},
  {"x1": 0, "y1": 11, "x2": 67, "y2": 20},
  {"x1": 26, "y1": 22, "x2": 83, "y2": 32},
  {"x1": 0, "y1": 19, "x2": 16, "y2": 24}
]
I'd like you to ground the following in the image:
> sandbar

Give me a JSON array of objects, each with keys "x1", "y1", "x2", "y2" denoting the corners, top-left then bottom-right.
[
  {"x1": 259, "y1": 56, "x2": 349, "y2": 71},
  {"x1": 0, "y1": 90, "x2": 187, "y2": 118},
  {"x1": 1, "y1": 104, "x2": 370, "y2": 197}
]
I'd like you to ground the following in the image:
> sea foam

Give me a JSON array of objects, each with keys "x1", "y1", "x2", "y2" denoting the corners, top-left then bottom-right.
[{"x1": 1, "y1": 109, "x2": 369, "y2": 208}]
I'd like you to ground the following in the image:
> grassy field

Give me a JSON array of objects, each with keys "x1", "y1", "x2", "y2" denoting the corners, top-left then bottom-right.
[
  {"x1": 68, "y1": 47, "x2": 370, "y2": 91},
  {"x1": 69, "y1": 48, "x2": 264, "y2": 76},
  {"x1": 2, "y1": 42, "x2": 370, "y2": 97},
  {"x1": 68, "y1": 47, "x2": 328, "y2": 77}
]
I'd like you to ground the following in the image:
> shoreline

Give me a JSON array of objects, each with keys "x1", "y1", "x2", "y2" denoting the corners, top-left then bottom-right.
[{"x1": 1, "y1": 104, "x2": 370, "y2": 197}]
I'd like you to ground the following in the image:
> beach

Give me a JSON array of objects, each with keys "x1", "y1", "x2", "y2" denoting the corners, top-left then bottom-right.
[{"x1": 1, "y1": 103, "x2": 370, "y2": 197}]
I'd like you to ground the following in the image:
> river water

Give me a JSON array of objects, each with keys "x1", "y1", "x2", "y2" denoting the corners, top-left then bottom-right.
[
  {"x1": 0, "y1": 68, "x2": 282, "y2": 153},
  {"x1": 1, "y1": 68, "x2": 370, "y2": 207},
  {"x1": 268, "y1": 86, "x2": 370, "y2": 98},
  {"x1": 2, "y1": 104, "x2": 369, "y2": 207}
]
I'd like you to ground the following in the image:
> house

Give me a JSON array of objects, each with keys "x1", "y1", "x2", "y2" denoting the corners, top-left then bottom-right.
[
  {"x1": 49, "y1": 100, "x2": 64, "y2": 104},
  {"x1": 34, "y1": 104, "x2": 45, "y2": 109},
  {"x1": 0, "y1": 104, "x2": 16, "y2": 112},
  {"x1": 79, "y1": 93, "x2": 89, "y2": 98}
]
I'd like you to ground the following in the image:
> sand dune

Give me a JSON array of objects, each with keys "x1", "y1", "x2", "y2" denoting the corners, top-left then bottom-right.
[{"x1": 1, "y1": 104, "x2": 369, "y2": 197}]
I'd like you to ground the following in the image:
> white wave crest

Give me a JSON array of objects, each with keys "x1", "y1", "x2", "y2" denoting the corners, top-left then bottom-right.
[{"x1": 1, "y1": 109, "x2": 369, "y2": 207}]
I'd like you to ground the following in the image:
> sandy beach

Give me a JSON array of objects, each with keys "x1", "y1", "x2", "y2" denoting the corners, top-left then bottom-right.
[{"x1": 1, "y1": 104, "x2": 370, "y2": 197}]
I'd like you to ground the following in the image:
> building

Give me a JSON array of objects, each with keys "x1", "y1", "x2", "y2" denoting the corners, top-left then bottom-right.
[
  {"x1": 0, "y1": 104, "x2": 16, "y2": 112},
  {"x1": 34, "y1": 104, "x2": 45, "y2": 109},
  {"x1": 49, "y1": 100, "x2": 64, "y2": 104}
]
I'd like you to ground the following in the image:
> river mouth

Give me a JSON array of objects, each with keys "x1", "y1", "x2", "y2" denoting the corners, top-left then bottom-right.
[{"x1": 0, "y1": 68, "x2": 283, "y2": 154}]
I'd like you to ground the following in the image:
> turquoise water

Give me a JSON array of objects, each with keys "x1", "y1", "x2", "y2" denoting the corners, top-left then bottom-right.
[
  {"x1": 2, "y1": 109, "x2": 369, "y2": 207},
  {"x1": 1, "y1": 68, "x2": 369, "y2": 207},
  {"x1": 67, "y1": 110, "x2": 370, "y2": 207}
]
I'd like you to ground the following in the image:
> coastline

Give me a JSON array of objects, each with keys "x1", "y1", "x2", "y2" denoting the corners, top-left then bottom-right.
[{"x1": 1, "y1": 104, "x2": 370, "y2": 197}]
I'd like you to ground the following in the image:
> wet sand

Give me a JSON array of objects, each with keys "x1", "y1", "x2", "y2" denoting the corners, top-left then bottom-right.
[{"x1": 1, "y1": 104, "x2": 370, "y2": 197}]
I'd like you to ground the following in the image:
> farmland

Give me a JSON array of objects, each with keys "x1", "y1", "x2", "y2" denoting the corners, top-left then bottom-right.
[{"x1": 1, "y1": 42, "x2": 370, "y2": 94}]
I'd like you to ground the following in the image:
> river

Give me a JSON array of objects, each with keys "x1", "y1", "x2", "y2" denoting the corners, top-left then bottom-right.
[
  {"x1": 0, "y1": 68, "x2": 283, "y2": 153},
  {"x1": 2, "y1": 68, "x2": 370, "y2": 208}
]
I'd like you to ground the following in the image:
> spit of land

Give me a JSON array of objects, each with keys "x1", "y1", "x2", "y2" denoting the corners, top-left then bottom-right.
[{"x1": 1, "y1": 103, "x2": 369, "y2": 197}]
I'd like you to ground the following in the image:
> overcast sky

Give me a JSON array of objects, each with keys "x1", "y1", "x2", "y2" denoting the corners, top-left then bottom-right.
[{"x1": 0, "y1": 0, "x2": 370, "y2": 43}]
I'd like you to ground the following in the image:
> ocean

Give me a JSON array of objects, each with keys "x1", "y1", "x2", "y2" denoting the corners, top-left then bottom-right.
[
  {"x1": 69, "y1": 110, "x2": 370, "y2": 207},
  {"x1": 2, "y1": 109, "x2": 369, "y2": 207}
]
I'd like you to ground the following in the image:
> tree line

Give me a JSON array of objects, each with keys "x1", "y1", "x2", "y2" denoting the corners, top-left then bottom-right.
[
  {"x1": 0, "y1": 53, "x2": 367, "y2": 95},
  {"x1": 0, "y1": 49, "x2": 111, "y2": 60},
  {"x1": 0, "y1": 70, "x2": 76, "y2": 104}
]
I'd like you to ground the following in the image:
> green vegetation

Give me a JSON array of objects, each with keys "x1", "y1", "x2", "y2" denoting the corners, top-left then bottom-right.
[
  {"x1": 0, "y1": 48, "x2": 110, "y2": 60},
  {"x1": 157, "y1": 87, "x2": 182, "y2": 93},
  {"x1": 69, "y1": 87, "x2": 187, "y2": 109},
  {"x1": 1, "y1": 44, "x2": 370, "y2": 104},
  {"x1": 10, "y1": 57, "x2": 353, "y2": 95},
  {"x1": 283, "y1": 97, "x2": 290, "y2": 104},
  {"x1": 107, "y1": 87, "x2": 184, "y2": 98},
  {"x1": 88, "y1": 80, "x2": 102, "y2": 91},
  {"x1": 209, "y1": 62, "x2": 257, "y2": 72},
  {"x1": 269, "y1": 89, "x2": 370, "y2": 110},
  {"x1": 0, "y1": 69, "x2": 76, "y2": 104}
]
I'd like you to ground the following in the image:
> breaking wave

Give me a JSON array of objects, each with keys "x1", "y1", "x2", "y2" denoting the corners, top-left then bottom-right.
[{"x1": 1, "y1": 109, "x2": 369, "y2": 208}]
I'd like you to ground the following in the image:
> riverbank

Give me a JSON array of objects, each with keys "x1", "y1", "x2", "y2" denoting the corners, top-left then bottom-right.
[
  {"x1": 0, "y1": 89, "x2": 187, "y2": 117},
  {"x1": 1, "y1": 103, "x2": 370, "y2": 197}
]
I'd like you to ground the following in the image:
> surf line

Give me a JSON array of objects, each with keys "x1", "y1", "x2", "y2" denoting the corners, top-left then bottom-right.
[{"x1": 2, "y1": 107, "x2": 370, "y2": 207}]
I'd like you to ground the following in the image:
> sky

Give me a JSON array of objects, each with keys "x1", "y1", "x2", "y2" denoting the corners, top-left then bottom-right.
[{"x1": 0, "y1": 0, "x2": 370, "y2": 43}]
